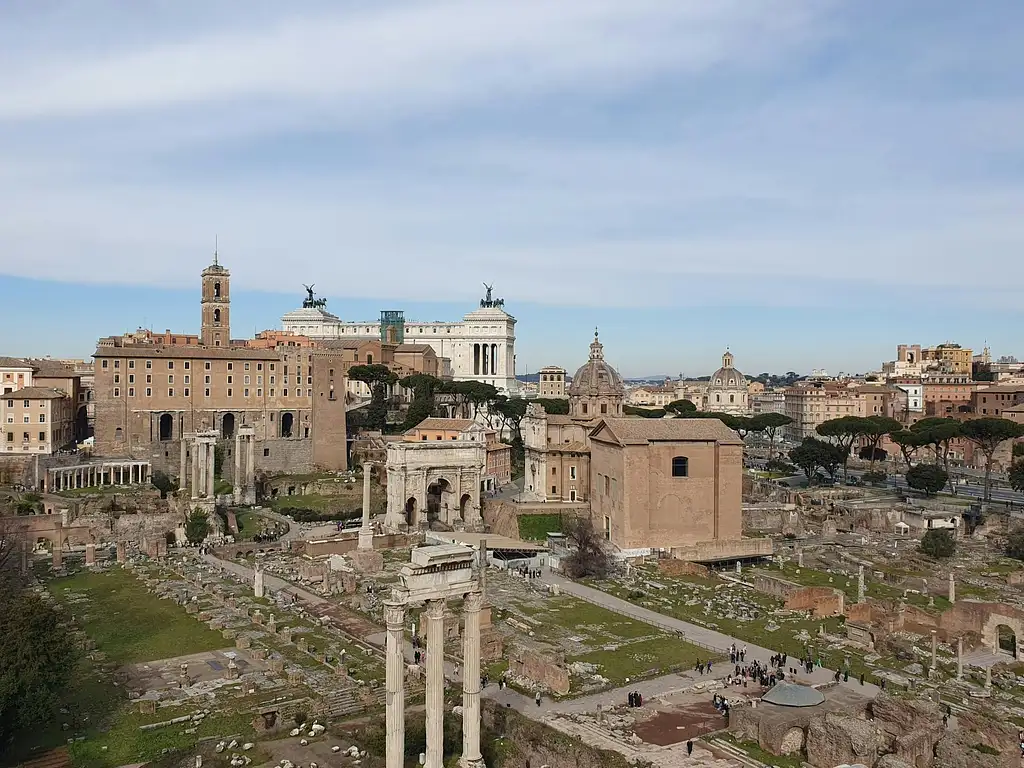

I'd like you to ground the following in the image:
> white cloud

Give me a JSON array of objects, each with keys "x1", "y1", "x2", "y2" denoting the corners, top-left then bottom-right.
[{"x1": 0, "y1": 0, "x2": 1023, "y2": 319}]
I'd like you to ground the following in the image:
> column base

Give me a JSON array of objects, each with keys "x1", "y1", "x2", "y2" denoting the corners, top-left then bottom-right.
[{"x1": 458, "y1": 757, "x2": 486, "y2": 768}]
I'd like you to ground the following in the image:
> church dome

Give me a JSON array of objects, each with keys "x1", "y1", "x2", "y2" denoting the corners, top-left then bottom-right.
[
  {"x1": 706, "y1": 350, "x2": 749, "y2": 415},
  {"x1": 568, "y1": 330, "x2": 625, "y2": 419}
]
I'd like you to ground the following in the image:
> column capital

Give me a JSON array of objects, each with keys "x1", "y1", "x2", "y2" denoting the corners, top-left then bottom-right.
[
  {"x1": 424, "y1": 598, "x2": 446, "y2": 619},
  {"x1": 384, "y1": 600, "x2": 406, "y2": 629},
  {"x1": 464, "y1": 591, "x2": 485, "y2": 613}
]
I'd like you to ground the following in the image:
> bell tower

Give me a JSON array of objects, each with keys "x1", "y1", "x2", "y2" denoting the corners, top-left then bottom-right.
[{"x1": 200, "y1": 243, "x2": 230, "y2": 347}]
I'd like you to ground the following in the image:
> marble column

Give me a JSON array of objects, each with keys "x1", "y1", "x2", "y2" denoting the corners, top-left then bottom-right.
[
  {"x1": 385, "y1": 601, "x2": 406, "y2": 768},
  {"x1": 116, "y1": 541, "x2": 127, "y2": 564},
  {"x1": 984, "y1": 664, "x2": 992, "y2": 689},
  {"x1": 206, "y1": 441, "x2": 216, "y2": 497},
  {"x1": 234, "y1": 433, "x2": 242, "y2": 499},
  {"x1": 254, "y1": 566, "x2": 265, "y2": 598},
  {"x1": 52, "y1": 544, "x2": 62, "y2": 570},
  {"x1": 797, "y1": 550, "x2": 803, "y2": 568},
  {"x1": 424, "y1": 599, "x2": 446, "y2": 768},
  {"x1": 192, "y1": 442, "x2": 201, "y2": 499},
  {"x1": 930, "y1": 631, "x2": 937, "y2": 670},
  {"x1": 948, "y1": 572, "x2": 956, "y2": 603},
  {"x1": 857, "y1": 565, "x2": 865, "y2": 602},
  {"x1": 957, "y1": 636, "x2": 963, "y2": 679},
  {"x1": 246, "y1": 433, "x2": 255, "y2": 497},
  {"x1": 85, "y1": 542, "x2": 96, "y2": 567},
  {"x1": 735, "y1": 560, "x2": 742, "y2": 576},
  {"x1": 461, "y1": 591, "x2": 485, "y2": 768},
  {"x1": 359, "y1": 464, "x2": 374, "y2": 550}
]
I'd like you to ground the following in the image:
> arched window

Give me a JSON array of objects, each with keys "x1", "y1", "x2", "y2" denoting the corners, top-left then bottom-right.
[
  {"x1": 367, "y1": 353, "x2": 373, "y2": 364},
  {"x1": 672, "y1": 457, "x2": 689, "y2": 477},
  {"x1": 214, "y1": 308, "x2": 221, "y2": 323},
  {"x1": 582, "y1": 403, "x2": 588, "y2": 415},
  {"x1": 716, "y1": 394, "x2": 721, "y2": 403},
  {"x1": 214, "y1": 281, "x2": 221, "y2": 298},
  {"x1": 115, "y1": 427, "x2": 124, "y2": 442},
  {"x1": 730, "y1": 394, "x2": 735, "y2": 403}
]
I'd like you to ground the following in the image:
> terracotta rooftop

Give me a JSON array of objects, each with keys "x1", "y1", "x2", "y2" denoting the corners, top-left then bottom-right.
[
  {"x1": 0, "y1": 356, "x2": 32, "y2": 369},
  {"x1": 25, "y1": 359, "x2": 79, "y2": 378},
  {"x1": 549, "y1": 440, "x2": 588, "y2": 453},
  {"x1": 590, "y1": 417, "x2": 743, "y2": 446},
  {"x1": 5, "y1": 386, "x2": 69, "y2": 400},
  {"x1": 94, "y1": 345, "x2": 280, "y2": 360},
  {"x1": 405, "y1": 418, "x2": 477, "y2": 433}
]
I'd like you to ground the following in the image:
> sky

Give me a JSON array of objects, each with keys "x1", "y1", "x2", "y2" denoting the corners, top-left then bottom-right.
[{"x1": 1, "y1": 1, "x2": 1023, "y2": 377}]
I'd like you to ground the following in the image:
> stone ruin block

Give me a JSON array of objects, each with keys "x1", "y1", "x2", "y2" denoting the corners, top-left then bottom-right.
[
  {"x1": 250, "y1": 647, "x2": 267, "y2": 661},
  {"x1": 236, "y1": 636, "x2": 251, "y2": 650},
  {"x1": 222, "y1": 629, "x2": 238, "y2": 640},
  {"x1": 287, "y1": 668, "x2": 303, "y2": 685},
  {"x1": 269, "y1": 659, "x2": 285, "y2": 674},
  {"x1": 137, "y1": 698, "x2": 157, "y2": 715},
  {"x1": 186, "y1": 603, "x2": 199, "y2": 615},
  {"x1": 296, "y1": 637, "x2": 308, "y2": 653},
  {"x1": 252, "y1": 609, "x2": 264, "y2": 625},
  {"x1": 508, "y1": 639, "x2": 570, "y2": 695},
  {"x1": 208, "y1": 619, "x2": 224, "y2": 630},
  {"x1": 198, "y1": 610, "x2": 213, "y2": 621}
]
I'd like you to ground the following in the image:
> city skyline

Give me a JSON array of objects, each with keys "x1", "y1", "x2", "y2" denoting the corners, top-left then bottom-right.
[
  {"x1": 0, "y1": 271, "x2": 1011, "y2": 378},
  {"x1": 2, "y1": 1, "x2": 1023, "y2": 373}
]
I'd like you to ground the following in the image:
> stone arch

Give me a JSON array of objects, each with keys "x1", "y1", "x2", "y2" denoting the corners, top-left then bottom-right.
[
  {"x1": 405, "y1": 497, "x2": 418, "y2": 527},
  {"x1": 459, "y1": 493, "x2": 471, "y2": 520},
  {"x1": 222, "y1": 412, "x2": 236, "y2": 439},
  {"x1": 997, "y1": 624, "x2": 1017, "y2": 657},
  {"x1": 214, "y1": 308, "x2": 221, "y2": 323},
  {"x1": 281, "y1": 412, "x2": 294, "y2": 438},
  {"x1": 115, "y1": 426, "x2": 124, "y2": 442},
  {"x1": 426, "y1": 477, "x2": 452, "y2": 523},
  {"x1": 983, "y1": 613, "x2": 1024, "y2": 659},
  {"x1": 214, "y1": 281, "x2": 222, "y2": 298},
  {"x1": 159, "y1": 413, "x2": 173, "y2": 441},
  {"x1": 76, "y1": 405, "x2": 89, "y2": 440}
]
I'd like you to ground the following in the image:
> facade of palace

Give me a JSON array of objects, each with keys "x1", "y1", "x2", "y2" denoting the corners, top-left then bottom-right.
[{"x1": 281, "y1": 285, "x2": 518, "y2": 395}]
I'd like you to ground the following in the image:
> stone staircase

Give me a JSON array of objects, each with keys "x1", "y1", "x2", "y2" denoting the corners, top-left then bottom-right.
[{"x1": 704, "y1": 736, "x2": 771, "y2": 768}]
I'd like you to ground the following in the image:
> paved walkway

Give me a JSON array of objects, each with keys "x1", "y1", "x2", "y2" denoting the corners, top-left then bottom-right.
[{"x1": 536, "y1": 570, "x2": 882, "y2": 699}]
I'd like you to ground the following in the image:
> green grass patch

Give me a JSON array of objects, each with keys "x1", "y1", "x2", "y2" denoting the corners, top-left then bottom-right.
[
  {"x1": 49, "y1": 569, "x2": 227, "y2": 665},
  {"x1": 521, "y1": 595, "x2": 659, "y2": 641},
  {"x1": 517, "y1": 513, "x2": 565, "y2": 540},
  {"x1": 573, "y1": 635, "x2": 710, "y2": 688}
]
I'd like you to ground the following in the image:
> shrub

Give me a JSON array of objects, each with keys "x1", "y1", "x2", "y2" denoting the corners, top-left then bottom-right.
[{"x1": 919, "y1": 529, "x2": 956, "y2": 559}]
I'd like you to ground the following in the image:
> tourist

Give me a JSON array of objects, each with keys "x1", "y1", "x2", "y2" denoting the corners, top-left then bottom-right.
[
  {"x1": 687, "y1": 740, "x2": 693, "y2": 756},
  {"x1": 628, "y1": 691, "x2": 634, "y2": 707},
  {"x1": 535, "y1": 692, "x2": 542, "y2": 707},
  {"x1": 860, "y1": 673, "x2": 865, "y2": 686}
]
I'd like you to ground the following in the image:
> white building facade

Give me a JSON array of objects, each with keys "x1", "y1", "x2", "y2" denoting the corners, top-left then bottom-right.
[{"x1": 281, "y1": 287, "x2": 518, "y2": 395}]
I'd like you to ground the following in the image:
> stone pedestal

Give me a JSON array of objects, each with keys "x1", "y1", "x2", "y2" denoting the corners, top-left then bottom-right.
[
  {"x1": 51, "y1": 545, "x2": 63, "y2": 570},
  {"x1": 930, "y1": 631, "x2": 937, "y2": 670},
  {"x1": 20, "y1": 542, "x2": 29, "y2": 575},
  {"x1": 85, "y1": 543, "x2": 96, "y2": 567},
  {"x1": 460, "y1": 592, "x2": 486, "y2": 768},
  {"x1": 948, "y1": 572, "x2": 956, "y2": 603},
  {"x1": 424, "y1": 600, "x2": 446, "y2": 768},
  {"x1": 957, "y1": 636, "x2": 963, "y2": 680},
  {"x1": 857, "y1": 565, "x2": 865, "y2": 602},
  {"x1": 116, "y1": 541, "x2": 127, "y2": 564},
  {"x1": 385, "y1": 601, "x2": 406, "y2": 768},
  {"x1": 351, "y1": 549, "x2": 384, "y2": 574},
  {"x1": 226, "y1": 659, "x2": 239, "y2": 680},
  {"x1": 254, "y1": 567, "x2": 265, "y2": 598}
]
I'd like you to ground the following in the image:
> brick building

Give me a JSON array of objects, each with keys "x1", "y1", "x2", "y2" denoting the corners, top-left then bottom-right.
[{"x1": 92, "y1": 257, "x2": 349, "y2": 480}]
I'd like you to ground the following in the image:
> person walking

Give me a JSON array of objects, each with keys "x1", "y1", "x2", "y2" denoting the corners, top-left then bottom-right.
[
  {"x1": 535, "y1": 691, "x2": 542, "y2": 707},
  {"x1": 686, "y1": 740, "x2": 693, "y2": 756}
]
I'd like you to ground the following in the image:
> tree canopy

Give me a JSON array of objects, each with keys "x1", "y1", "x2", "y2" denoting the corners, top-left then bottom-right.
[
  {"x1": 534, "y1": 398, "x2": 569, "y2": 415},
  {"x1": 905, "y1": 463, "x2": 949, "y2": 496},
  {"x1": 815, "y1": 416, "x2": 863, "y2": 479},
  {"x1": 960, "y1": 418, "x2": 1024, "y2": 501},
  {"x1": 890, "y1": 429, "x2": 926, "y2": 467},
  {"x1": 562, "y1": 517, "x2": 613, "y2": 579},
  {"x1": 185, "y1": 509, "x2": 211, "y2": 545},
  {"x1": 665, "y1": 399, "x2": 697, "y2": 416},
  {"x1": 789, "y1": 437, "x2": 845, "y2": 482},
  {"x1": 1006, "y1": 527, "x2": 1024, "y2": 562},
  {"x1": 859, "y1": 415, "x2": 902, "y2": 471},
  {"x1": 1010, "y1": 459, "x2": 1024, "y2": 494},
  {"x1": 919, "y1": 529, "x2": 956, "y2": 559}
]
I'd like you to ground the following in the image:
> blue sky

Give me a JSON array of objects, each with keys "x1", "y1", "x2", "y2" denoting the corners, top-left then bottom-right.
[{"x1": 1, "y1": 1, "x2": 1022, "y2": 376}]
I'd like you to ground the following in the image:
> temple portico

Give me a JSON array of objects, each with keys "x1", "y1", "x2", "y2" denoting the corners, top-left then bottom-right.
[
  {"x1": 180, "y1": 429, "x2": 218, "y2": 511},
  {"x1": 46, "y1": 461, "x2": 151, "y2": 492},
  {"x1": 385, "y1": 544, "x2": 486, "y2": 768},
  {"x1": 232, "y1": 425, "x2": 256, "y2": 506}
]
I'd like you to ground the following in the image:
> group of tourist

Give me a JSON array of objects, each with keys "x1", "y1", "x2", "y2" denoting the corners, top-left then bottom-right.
[
  {"x1": 711, "y1": 692, "x2": 731, "y2": 717},
  {"x1": 728, "y1": 644, "x2": 747, "y2": 664},
  {"x1": 693, "y1": 659, "x2": 714, "y2": 675},
  {"x1": 627, "y1": 690, "x2": 643, "y2": 707},
  {"x1": 730, "y1": 658, "x2": 782, "y2": 689},
  {"x1": 515, "y1": 566, "x2": 543, "y2": 579}
]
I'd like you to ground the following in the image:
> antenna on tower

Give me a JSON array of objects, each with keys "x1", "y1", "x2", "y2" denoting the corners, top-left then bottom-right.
[{"x1": 213, "y1": 235, "x2": 219, "y2": 266}]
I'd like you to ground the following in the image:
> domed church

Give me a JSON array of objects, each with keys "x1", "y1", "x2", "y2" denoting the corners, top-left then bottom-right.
[
  {"x1": 568, "y1": 330, "x2": 626, "y2": 420},
  {"x1": 706, "y1": 350, "x2": 749, "y2": 415}
]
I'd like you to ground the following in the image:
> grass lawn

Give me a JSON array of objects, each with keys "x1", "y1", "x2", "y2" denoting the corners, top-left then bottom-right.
[
  {"x1": 573, "y1": 635, "x2": 709, "y2": 687},
  {"x1": 517, "y1": 513, "x2": 564, "y2": 541},
  {"x1": 49, "y1": 569, "x2": 227, "y2": 666},
  {"x1": 719, "y1": 735, "x2": 804, "y2": 768},
  {"x1": 520, "y1": 595, "x2": 661, "y2": 641}
]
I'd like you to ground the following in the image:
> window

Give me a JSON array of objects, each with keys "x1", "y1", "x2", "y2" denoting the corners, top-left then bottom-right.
[
  {"x1": 270, "y1": 376, "x2": 276, "y2": 384},
  {"x1": 270, "y1": 389, "x2": 275, "y2": 397},
  {"x1": 168, "y1": 389, "x2": 174, "y2": 397},
  {"x1": 146, "y1": 360, "x2": 152, "y2": 369},
  {"x1": 551, "y1": 485, "x2": 557, "y2": 494},
  {"x1": 114, "y1": 387, "x2": 121, "y2": 397},
  {"x1": 127, "y1": 387, "x2": 133, "y2": 397},
  {"x1": 184, "y1": 388, "x2": 190, "y2": 397},
  {"x1": 146, "y1": 374, "x2": 152, "y2": 383},
  {"x1": 128, "y1": 360, "x2": 134, "y2": 369},
  {"x1": 601, "y1": 403, "x2": 607, "y2": 414},
  {"x1": 227, "y1": 388, "x2": 232, "y2": 397},
  {"x1": 114, "y1": 374, "x2": 120, "y2": 384},
  {"x1": 582, "y1": 403, "x2": 588, "y2": 415},
  {"x1": 168, "y1": 375, "x2": 174, "y2": 384},
  {"x1": 263, "y1": 448, "x2": 270, "y2": 457},
  {"x1": 244, "y1": 375, "x2": 250, "y2": 385},
  {"x1": 102, "y1": 360, "x2": 108, "y2": 369},
  {"x1": 257, "y1": 375, "x2": 262, "y2": 385},
  {"x1": 168, "y1": 361, "x2": 174, "y2": 369},
  {"x1": 227, "y1": 362, "x2": 233, "y2": 371},
  {"x1": 205, "y1": 362, "x2": 211, "y2": 370},
  {"x1": 257, "y1": 388, "x2": 262, "y2": 397},
  {"x1": 39, "y1": 431, "x2": 45, "y2": 441},
  {"x1": 671, "y1": 456, "x2": 689, "y2": 477},
  {"x1": 184, "y1": 361, "x2": 190, "y2": 370},
  {"x1": 257, "y1": 363, "x2": 263, "y2": 371},
  {"x1": 205, "y1": 375, "x2": 211, "y2": 384},
  {"x1": 244, "y1": 362, "x2": 250, "y2": 371},
  {"x1": 244, "y1": 388, "x2": 250, "y2": 397},
  {"x1": 205, "y1": 388, "x2": 210, "y2": 397},
  {"x1": 145, "y1": 388, "x2": 152, "y2": 397},
  {"x1": 39, "y1": 413, "x2": 45, "y2": 423},
  {"x1": 227, "y1": 375, "x2": 233, "y2": 384},
  {"x1": 283, "y1": 389, "x2": 288, "y2": 397},
  {"x1": 129, "y1": 374, "x2": 135, "y2": 383},
  {"x1": 570, "y1": 466, "x2": 577, "y2": 480},
  {"x1": 184, "y1": 375, "x2": 190, "y2": 384},
  {"x1": 270, "y1": 363, "x2": 275, "y2": 371},
  {"x1": 23, "y1": 415, "x2": 29, "y2": 423}
]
